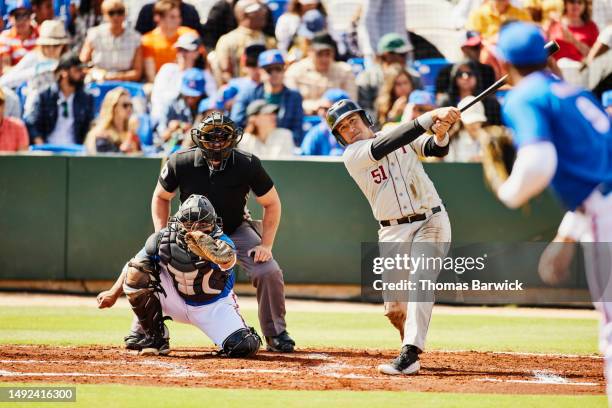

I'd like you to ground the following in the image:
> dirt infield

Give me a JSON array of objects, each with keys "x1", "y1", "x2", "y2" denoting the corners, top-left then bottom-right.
[{"x1": 0, "y1": 345, "x2": 604, "y2": 395}]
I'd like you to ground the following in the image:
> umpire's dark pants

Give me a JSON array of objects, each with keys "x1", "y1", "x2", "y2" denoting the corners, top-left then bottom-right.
[{"x1": 229, "y1": 221, "x2": 287, "y2": 337}]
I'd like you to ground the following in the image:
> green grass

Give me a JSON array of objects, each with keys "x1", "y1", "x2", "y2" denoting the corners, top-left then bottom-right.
[
  {"x1": 0, "y1": 383, "x2": 607, "y2": 408},
  {"x1": 0, "y1": 303, "x2": 603, "y2": 407},
  {"x1": 0, "y1": 304, "x2": 599, "y2": 354}
]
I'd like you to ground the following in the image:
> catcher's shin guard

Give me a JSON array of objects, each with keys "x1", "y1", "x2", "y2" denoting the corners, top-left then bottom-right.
[
  {"x1": 123, "y1": 265, "x2": 169, "y2": 355},
  {"x1": 221, "y1": 327, "x2": 262, "y2": 358}
]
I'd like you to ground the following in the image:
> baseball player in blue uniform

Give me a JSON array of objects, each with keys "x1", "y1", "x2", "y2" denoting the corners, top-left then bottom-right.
[
  {"x1": 494, "y1": 22, "x2": 612, "y2": 401},
  {"x1": 98, "y1": 194, "x2": 261, "y2": 357}
]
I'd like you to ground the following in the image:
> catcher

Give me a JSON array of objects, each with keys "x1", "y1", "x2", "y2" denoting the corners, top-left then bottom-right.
[{"x1": 97, "y1": 194, "x2": 261, "y2": 357}]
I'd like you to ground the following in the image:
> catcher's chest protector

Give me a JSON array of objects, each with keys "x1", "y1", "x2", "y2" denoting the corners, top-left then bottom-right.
[{"x1": 158, "y1": 229, "x2": 229, "y2": 303}]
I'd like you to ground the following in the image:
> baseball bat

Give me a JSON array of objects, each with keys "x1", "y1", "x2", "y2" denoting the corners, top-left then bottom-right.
[{"x1": 459, "y1": 40, "x2": 560, "y2": 113}]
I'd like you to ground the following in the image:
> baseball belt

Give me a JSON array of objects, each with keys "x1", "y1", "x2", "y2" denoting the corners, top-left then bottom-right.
[{"x1": 379, "y1": 206, "x2": 442, "y2": 227}]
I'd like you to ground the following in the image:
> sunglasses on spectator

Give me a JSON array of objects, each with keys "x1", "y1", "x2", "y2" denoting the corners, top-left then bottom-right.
[
  {"x1": 457, "y1": 71, "x2": 474, "y2": 78},
  {"x1": 107, "y1": 8, "x2": 125, "y2": 16},
  {"x1": 264, "y1": 66, "x2": 284, "y2": 74},
  {"x1": 120, "y1": 102, "x2": 133, "y2": 109}
]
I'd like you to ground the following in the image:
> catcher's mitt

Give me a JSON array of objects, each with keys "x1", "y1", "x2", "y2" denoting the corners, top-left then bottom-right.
[
  {"x1": 479, "y1": 126, "x2": 516, "y2": 193},
  {"x1": 184, "y1": 231, "x2": 235, "y2": 265}
]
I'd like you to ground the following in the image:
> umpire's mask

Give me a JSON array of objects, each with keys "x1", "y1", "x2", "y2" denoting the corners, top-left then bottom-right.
[{"x1": 191, "y1": 111, "x2": 243, "y2": 171}]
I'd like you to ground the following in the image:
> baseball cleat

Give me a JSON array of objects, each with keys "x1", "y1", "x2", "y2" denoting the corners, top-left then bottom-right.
[
  {"x1": 138, "y1": 335, "x2": 170, "y2": 356},
  {"x1": 124, "y1": 331, "x2": 146, "y2": 350},
  {"x1": 265, "y1": 330, "x2": 295, "y2": 353},
  {"x1": 378, "y1": 345, "x2": 421, "y2": 375}
]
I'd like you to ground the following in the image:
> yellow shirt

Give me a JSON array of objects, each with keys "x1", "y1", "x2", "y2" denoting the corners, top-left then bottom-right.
[{"x1": 467, "y1": 3, "x2": 532, "y2": 40}]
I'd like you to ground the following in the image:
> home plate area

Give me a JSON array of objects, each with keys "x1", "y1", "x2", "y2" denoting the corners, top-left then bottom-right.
[{"x1": 0, "y1": 345, "x2": 604, "y2": 395}]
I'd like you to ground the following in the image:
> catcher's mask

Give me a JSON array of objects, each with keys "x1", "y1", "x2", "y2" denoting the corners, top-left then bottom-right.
[
  {"x1": 170, "y1": 194, "x2": 223, "y2": 249},
  {"x1": 191, "y1": 111, "x2": 243, "y2": 171},
  {"x1": 325, "y1": 99, "x2": 373, "y2": 146}
]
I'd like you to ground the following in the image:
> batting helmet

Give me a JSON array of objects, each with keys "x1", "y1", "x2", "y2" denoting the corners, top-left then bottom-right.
[
  {"x1": 191, "y1": 111, "x2": 243, "y2": 171},
  {"x1": 173, "y1": 194, "x2": 222, "y2": 244},
  {"x1": 325, "y1": 99, "x2": 373, "y2": 146}
]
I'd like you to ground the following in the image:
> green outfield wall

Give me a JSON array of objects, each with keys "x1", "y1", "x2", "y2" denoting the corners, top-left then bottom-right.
[{"x1": 0, "y1": 155, "x2": 573, "y2": 289}]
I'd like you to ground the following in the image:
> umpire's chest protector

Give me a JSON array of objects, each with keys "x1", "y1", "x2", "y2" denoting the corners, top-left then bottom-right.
[{"x1": 157, "y1": 229, "x2": 229, "y2": 303}]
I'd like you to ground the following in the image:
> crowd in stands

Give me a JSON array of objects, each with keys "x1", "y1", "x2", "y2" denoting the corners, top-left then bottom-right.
[{"x1": 0, "y1": 0, "x2": 609, "y2": 163}]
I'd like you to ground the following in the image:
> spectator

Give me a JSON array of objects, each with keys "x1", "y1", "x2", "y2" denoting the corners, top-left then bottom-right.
[
  {"x1": 284, "y1": 33, "x2": 356, "y2": 114},
  {"x1": 375, "y1": 65, "x2": 416, "y2": 125},
  {"x1": 0, "y1": 20, "x2": 70, "y2": 113},
  {"x1": 79, "y1": 0, "x2": 142, "y2": 82},
  {"x1": 1, "y1": 86, "x2": 23, "y2": 118},
  {"x1": 157, "y1": 68, "x2": 206, "y2": 150},
  {"x1": 135, "y1": 0, "x2": 202, "y2": 36},
  {"x1": 276, "y1": 0, "x2": 326, "y2": 52},
  {"x1": 0, "y1": 87, "x2": 29, "y2": 151},
  {"x1": 141, "y1": 0, "x2": 198, "y2": 82},
  {"x1": 546, "y1": 0, "x2": 599, "y2": 62},
  {"x1": 300, "y1": 88, "x2": 348, "y2": 156},
  {"x1": 85, "y1": 87, "x2": 140, "y2": 154},
  {"x1": 584, "y1": 24, "x2": 611, "y2": 100},
  {"x1": 224, "y1": 42, "x2": 266, "y2": 99},
  {"x1": 202, "y1": 0, "x2": 239, "y2": 50},
  {"x1": 401, "y1": 90, "x2": 437, "y2": 122},
  {"x1": 522, "y1": 0, "x2": 563, "y2": 23},
  {"x1": 202, "y1": 0, "x2": 275, "y2": 50},
  {"x1": 231, "y1": 49, "x2": 304, "y2": 144},
  {"x1": 446, "y1": 95, "x2": 487, "y2": 162},
  {"x1": 24, "y1": 52, "x2": 94, "y2": 146},
  {"x1": 239, "y1": 99, "x2": 295, "y2": 157},
  {"x1": 467, "y1": 0, "x2": 531, "y2": 40},
  {"x1": 283, "y1": 9, "x2": 326, "y2": 63},
  {"x1": 0, "y1": 0, "x2": 38, "y2": 69},
  {"x1": 196, "y1": 97, "x2": 222, "y2": 121},
  {"x1": 151, "y1": 32, "x2": 216, "y2": 123},
  {"x1": 213, "y1": 0, "x2": 276, "y2": 84},
  {"x1": 603, "y1": 90, "x2": 612, "y2": 117},
  {"x1": 357, "y1": 0, "x2": 410, "y2": 65},
  {"x1": 439, "y1": 60, "x2": 502, "y2": 125},
  {"x1": 31, "y1": 0, "x2": 53, "y2": 26},
  {"x1": 435, "y1": 31, "x2": 498, "y2": 100},
  {"x1": 356, "y1": 32, "x2": 421, "y2": 119},
  {"x1": 71, "y1": 0, "x2": 104, "y2": 51}
]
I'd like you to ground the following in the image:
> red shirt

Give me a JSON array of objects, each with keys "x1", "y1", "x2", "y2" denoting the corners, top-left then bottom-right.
[
  {"x1": 549, "y1": 20, "x2": 599, "y2": 62},
  {"x1": 0, "y1": 25, "x2": 39, "y2": 66},
  {"x1": 0, "y1": 116, "x2": 29, "y2": 151}
]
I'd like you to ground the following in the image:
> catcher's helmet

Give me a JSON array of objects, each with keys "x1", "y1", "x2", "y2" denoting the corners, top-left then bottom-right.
[
  {"x1": 325, "y1": 99, "x2": 373, "y2": 146},
  {"x1": 191, "y1": 111, "x2": 243, "y2": 171},
  {"x1": 173, "y1": 194, "x2": 222, "y2": 241}
]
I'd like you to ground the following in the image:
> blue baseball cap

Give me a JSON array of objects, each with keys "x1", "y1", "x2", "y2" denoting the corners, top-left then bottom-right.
[
  {"x1": 297, "y1": 9, "x2": 326, "y2": 39},
  {"x1": 322, "y1": 88, "x2": 350, "y2": 104},
  {"x1": 409, "y1": 90, "x2": 436, "y2": 106},
  {"x1": 258, "y1": 49, "x2": 285, "y2": 68},
  {"x1": 180, "y1": 68, "x2": 206, "y2": 98},
  {"x1": 497, "y1": 22, "x2": 547, "y2": 66},
  {"x1": 602, "y1": 90, "x2": 612, "y2": 108},
  {"x1": 7, "y1": 0, "x2": 31, "y2": 14},
  {"x1": 198, "y1": 97, "x2": 223, "y2": 113}
]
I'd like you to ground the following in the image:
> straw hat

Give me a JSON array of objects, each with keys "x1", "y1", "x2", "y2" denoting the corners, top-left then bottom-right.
[{"x1": 36, "y1": 20, "x2": 70, "y2": 46}]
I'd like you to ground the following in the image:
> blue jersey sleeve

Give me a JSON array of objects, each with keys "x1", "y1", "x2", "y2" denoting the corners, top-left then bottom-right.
[
  {"x1": 218, "y1": 233, "x2": 236, "y2": 250},
  {"x1": 503, "y1": 87, "x2": 553, "y2": 147}
]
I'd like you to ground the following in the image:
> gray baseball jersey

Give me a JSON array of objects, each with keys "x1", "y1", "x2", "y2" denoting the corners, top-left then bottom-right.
[{"x1": 343, "y1": 132, "x2": 446, "y2": 221}]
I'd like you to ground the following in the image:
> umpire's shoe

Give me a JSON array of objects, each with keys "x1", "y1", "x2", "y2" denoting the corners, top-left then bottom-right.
[
  {"x1": 378, "y1": 345, "x2": 421, "y2": 375},
  {"x1": 265, "y1": 330, "x2": 295, "y2": 353}
]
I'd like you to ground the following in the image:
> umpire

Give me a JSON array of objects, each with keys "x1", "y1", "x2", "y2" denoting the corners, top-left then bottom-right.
[{"x1": 150, "y1": 111, "x2": 294, "y2": 352}]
